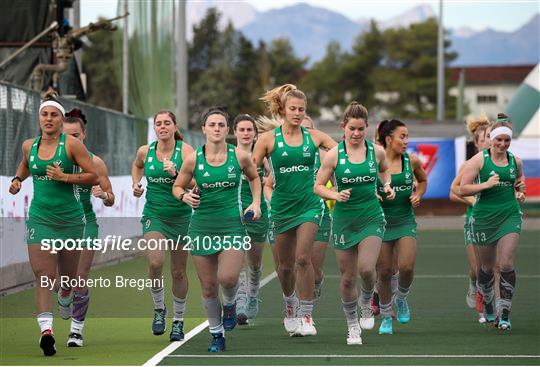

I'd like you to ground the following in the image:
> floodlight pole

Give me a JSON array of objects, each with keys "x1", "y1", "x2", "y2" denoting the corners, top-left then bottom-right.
[
  {"x1": 175, "y1": 0, "x2": 188, "y2": 130},
  {"x1": 436, "y1": 0, "x2": 445, "y2": 122},
  {"x1": 122, "y1": 0, "x2": 129, "y2": 114}
]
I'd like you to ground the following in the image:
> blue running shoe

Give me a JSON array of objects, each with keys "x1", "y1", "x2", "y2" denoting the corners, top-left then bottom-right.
[
  {"x1": 208, "y1": 333, "x2": 226, "y2": 352},
  {"x1": 378, "y1": 316, "x2": 393, "y2": 335},
  {"x1": 483, "y1": 299, "x2": 496, "y2": 323},
  {"x1": 498, "y1": 309, "x2": 511, "y2": 330},
  {"x1": 394, "y1": 297, "x2": 410, "y2": 324},
  {"x1": 246, "y1": 296, "x2": 260, "y2": 320},
  {"x1": 152, "y1": 307, "x2": 167, "y2": 335},
  {"x1": 169, "y1": 320, "x2": 184, "y2": 341},
  {"x1": 223, "y1": 304, "x2": 237, "y2": 331}
]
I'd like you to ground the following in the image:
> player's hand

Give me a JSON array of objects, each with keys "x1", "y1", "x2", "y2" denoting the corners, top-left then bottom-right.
[
  {"x1": 132, "y1": 182, "x2": 144, "y2": 197},
  {"x1": 485, "y1": 174, "x2": 500, "y2": 189},
  {"x1": 515, "y1": 180, "x2": 526, "y2": 193},
  {"x1": 516, "y1": 191, "x2": 526, "y2": 203},
  {"x1": 384, "y1": 185, "x2": 396, "y2": 201},
  {"x1": 46, "y1": 162, "x2": 66, "y2": 182},
  {"x1": 182, "y1": 191, "x2": 200, "y2": 209},
  {"x1": 163, "y1": 158, "x2": 177, "y2": 177},
  {"x1": 244, "y1": 203, "x2": 261, "y2": 221},
  {"x1": 92, "y1": 185, "x2": 107, "y2": 199},
  {"x1": 409, "y1": 193, "x2": 422, "y2": 207},
  {"x1": 335, "y1": 189, "x2": 352, "y2": 203},
  {"x1": 9, "y1": 179, "x2": 21, "y2": 194}
]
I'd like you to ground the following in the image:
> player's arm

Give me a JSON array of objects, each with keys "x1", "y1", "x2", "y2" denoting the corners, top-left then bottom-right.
[
  {"x1": 449, "y1": 164, "x2": 475, "y2": 205},
  {"x1": 460, "y1": 152, "x2": 497, "y2": 196},
  {"x1": 264, "y1": 173, "x2": 274, "y2": 203},
  {"x1": 515, "y1": 156, "x2": 526, "y2": 203},
  {"x1": 314, "y1": 147, "x2": 344, "y2": 201},
  {"x1": 311, "y1": 129, "x2": 337, "y2": 151},
  {"x1": 131, "y1": 145, "x2": 147, "y2": 198},
  {"x1": 252, "y1": 131, "x2": 273, "y2": 167},
  {"x1": 238, "y1": 149, "x2": 262, "y2": 220},
  {"x1": 409, "y1": 153, "x2": 427, "y2": 207},
  {"x1": 92, "y1": 156, "x2": 115, "y2": 206},
  {"x1": 375, "y1": 144, "x2": 395, "y2": 200},
  {"x1": 172, "y1": 151, "x2": 199, "y2": 208},
  {"x1": 56, "y1": 136, "x2": 98, "y2": 185},
  {"x1": 9, "y1": 139, "x2": 32, "y2": 194}
]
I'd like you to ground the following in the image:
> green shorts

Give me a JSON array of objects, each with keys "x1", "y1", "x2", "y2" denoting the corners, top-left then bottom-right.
[
  {"x1": 331, "y1": 215, "x2": 385, "y2": 250},
  {"x1": 188, "y1": 214, "x2": 248, "y2": 256},
  {"x1": 471, "y1": 211, "x2": 522, "y2": 246},
  {"x1": 315, "y1": 208, "x2": 332, "y2": 243},
  {"x1": 85, "y1": 219, "x2": 99, "y2": 240},
  {"x1": 244, "y1": 209, "x2": 269, "y2": 243},
  {"x1": 383, "y1": 216, "x2": 417, "y2": 242},
  {"x1": 26, "y1": 217, "x2": 85, "y2": 245},
  {"x1": 141, "y1": 216, "x2": 190, "y2": 241},
  {"x1": 272, "y1": 207, "x2": 323, "y2": 235},
  {"x1": 464, "y1": 216, "x2": 473, "y2": 245}
]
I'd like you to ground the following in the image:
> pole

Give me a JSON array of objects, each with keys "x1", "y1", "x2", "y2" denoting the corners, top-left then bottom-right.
[
  {"x1": 175, "y1": 0, "x2": 188, "y2": 130},
  {"x1": 436, "y1": 0, "x2": 445, "y2": 122},
  {"x1": 122, "y1": 0, "x2": 129, "y2": 114},
  {"x1": 457, "y1": 68, "x2": 465, "y2": 121}
]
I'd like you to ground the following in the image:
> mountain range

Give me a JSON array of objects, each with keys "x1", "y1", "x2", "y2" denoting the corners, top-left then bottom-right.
[{"x1": 186, "y1": 2, "x2": 539, "y2": 67}]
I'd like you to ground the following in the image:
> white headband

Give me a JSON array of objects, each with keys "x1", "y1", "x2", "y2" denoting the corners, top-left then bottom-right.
[
  {"x1": 39, "y1": 100, "x2": 65, "y2": 116},
  {"x1": 490, "y1": 126, "x2": 512, "y2": 140}
]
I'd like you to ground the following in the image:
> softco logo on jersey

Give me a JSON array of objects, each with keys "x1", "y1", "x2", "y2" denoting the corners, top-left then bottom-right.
[
  {"x1": 302, "y1": 145, "x2": 311, "y2": 157},
  {"x1": 228, "y1": 165, "x2": 237, "y2": 178},
  {"x1": 202, "y1": 181, "x2": 236, "y2": 189},
  {"x1": 34, "y1": 175, "x2": 52, "y2": 181},
  {"x1": 342, "y1": 176, "x2": 375, "y2": 184},
  {"x1": 393, "y1": 185, "x2": 413, "y2": 192},
  {"x1": 148, "y1": 177, "x2": 175, "y2": 184},
  {"x1": 280, "y1": 165, "x2": 309, "y2": 174}
]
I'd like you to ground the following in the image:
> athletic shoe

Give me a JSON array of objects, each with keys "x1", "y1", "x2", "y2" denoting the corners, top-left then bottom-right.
[
  {"x1": 475, "y1": 292, "x2": 484, "y2": 313},
  {"x1": 169, "y1": 320, "x2": 184, "y2": 341},
  {"x1": 483, "y1": 298, "x2": 496, "y2": 323},
  {"x1": 378, "y1": 316, "x2": 393, "y2": 335},
  {"x1": 152, "y1": 307, "x2": 167, "y2": 335},
  {"x1": 359, "y1": 304, "x2": 375, "y2": 330},
  {"x1": 498, "y1": 310, "x2": 511, "y2": 330},
  {"x1": 371, "y1": 292, "x2": 380, "y2": 316},
  {"x1": 222, "y1": 304, "x2": 237, "y2": 331},
  {"x1": 208, "y1": 332, "x2": 226, "y2": 352},
  {"x1": 346, "y1": 322, "x2": 362, "y2": 345},
  {"x1": 246, "y1": 296, "x2": 260, "y2": 319},
  {"x1": 478, "y1": 313, "x2": 487, "y2": 324},
  {"x1": 298, "y1": 314, "x2": 317, "y2": 336},
  {"x1": 57, "y1": 291, "x2": 73, "y2": 320},
  {"x1": 394, "y1": 297, "x2": 411, "y2": 324},
  {"x1": 283, "y1": 297, "x2": 300, "y2": 335},
  {"x1": 39, "y1": 329, "x2": 56, "y2": 356},
  {"x1": 466, "y1": 284, "x2": 476, "y2": 308},
  {"x1": 67, "y1": 332, "x2": 83, "y2": 347}
]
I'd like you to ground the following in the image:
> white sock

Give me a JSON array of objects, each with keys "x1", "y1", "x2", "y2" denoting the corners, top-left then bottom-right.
[
  {"x1": 37, "y1": 312, "x2": 53, "y2": 333},
  {"x1": 221, "y1": 284, "x2": 238, "y2": 306},
  {"x1": 173, "y1": 295, "x2": 186, "y2": 321},
  {"x1": 70, "y1": 318, "x2": 85, "y2": 334},
  {"x1": 150, "y1": 287, "x2": 165, "y2": 310},
  {"x1": 248, "y1": 266, "x2": 262, "y2": 297}
]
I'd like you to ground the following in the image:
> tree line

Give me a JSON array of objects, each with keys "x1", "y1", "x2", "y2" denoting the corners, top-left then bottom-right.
[{"x1": 83, "y1": 8, "x2": 457, "y2": 128}]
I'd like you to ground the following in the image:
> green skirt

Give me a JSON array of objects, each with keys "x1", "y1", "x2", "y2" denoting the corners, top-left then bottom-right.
[{"x1": 331, "y1": 214, "x2": 385, "y2": 250}]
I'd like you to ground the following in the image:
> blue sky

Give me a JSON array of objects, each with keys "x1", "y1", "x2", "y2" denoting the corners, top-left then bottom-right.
[{"x1": 81, "y1": 0, "x2": 538, "y2": 32}]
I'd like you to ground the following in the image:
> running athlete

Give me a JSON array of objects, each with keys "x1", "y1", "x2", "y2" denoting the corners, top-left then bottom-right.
[
  {"x1": 375, "y1": 119, "x2": 427, "y2": 335},
  {"x1": 460, "y1": 114, "x2": 526, "y2": 330},
  {"x1": 9, "y1": 94, "x2": 98, "y2": 356},
  {"x1": 62, "y1": 108, "x2": 115, "y2": 347},
  {"x1": 450, "y1": 115, "x2": 491, "y2": 323},
  {"x1": 172, "y1": 107, "x2": 261, "y2": 352},
  {"x1": 314, "y1": 102, "x2": 395, "y2": 345},
  {"x1": 233, "y1": 113, "x2": 270, "y2": 325},
  {"x1": 301, "y1": 116, "x2": 332, "y2": 304},
  {"x1": 132, "y1": 110, "x2": 194, "y2": 341},
  {"x1": 253, "y1": 84, "x2": 336, "y2": 336}
]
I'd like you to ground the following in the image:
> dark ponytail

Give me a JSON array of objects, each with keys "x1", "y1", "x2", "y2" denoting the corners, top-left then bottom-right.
[{"x1": 377, "y1": 119, "x2": 406, "y2": 148}]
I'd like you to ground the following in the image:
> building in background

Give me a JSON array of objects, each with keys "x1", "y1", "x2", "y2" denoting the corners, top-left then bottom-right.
[{"x1": 449, "y1": 64, "x2": 536, "y2": 121}]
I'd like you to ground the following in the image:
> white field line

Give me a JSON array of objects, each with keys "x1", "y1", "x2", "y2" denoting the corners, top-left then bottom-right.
[
  {"x1": 162, "y1": 354, "x2": 540, "y2": 359},
  {"x1": 143, "y1": 271, "x2": 278, "y2": 366},
  {"x1": 324, "y1": 274, "x2": 540, "y2": 279}
]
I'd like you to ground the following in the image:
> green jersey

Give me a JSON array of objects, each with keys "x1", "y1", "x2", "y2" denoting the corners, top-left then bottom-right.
[
  {"x1": 332, "y1": 140, "x2": 385, "y2": 249},
  {"x1": 78, "y1": 151, "x2": 96, "y2": 224},
  {"x1": 471, "y1": 150, "x2": 522, "y2": 245},
  {"x1": 188, "y1": 144, "x2": 246, "y2": 255},
  {"x1": 143, "y1": 140, "x2": 191, "y2": 218},
  {"x1": 377, "y1": 152, "x2": 417, "y2": 241},
  {"x1": 26, "y1": 133, "x2": 85, "y2": 244},
  {"x1": 28, "y1": 133, "x2": 84, "y2": 223},
  {"x1": 269, "y1": 126, "x2": 324, "y2": 234}
]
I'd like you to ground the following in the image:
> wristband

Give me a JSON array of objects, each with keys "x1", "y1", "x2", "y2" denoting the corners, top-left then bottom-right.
[
  {"x1": 383, "y1": 181, "x2": 391, "y2": 187},
  {"x1": 11, "y1": 176, "x2": 21, "y2": 183}
]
